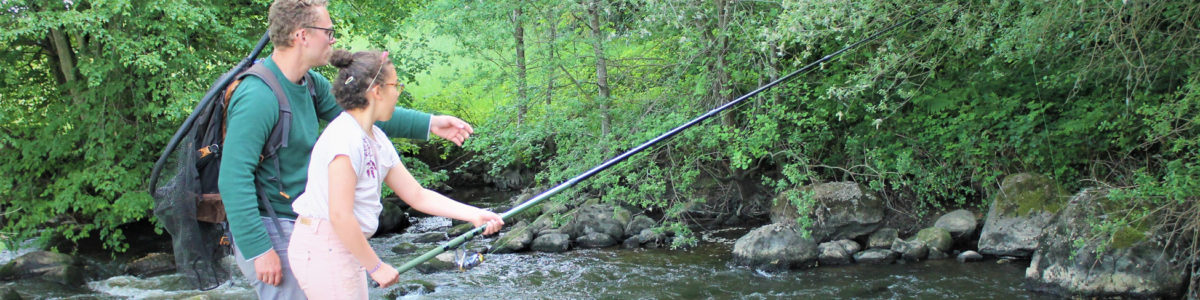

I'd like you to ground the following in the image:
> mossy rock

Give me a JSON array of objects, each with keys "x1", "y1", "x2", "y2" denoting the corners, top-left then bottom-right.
[
  {"x1": 994, "y1": 173, "x2": 1067, "y2": 217},
  {"x1": 914, "y1": 227, "x2": 953, "y2": 252}
]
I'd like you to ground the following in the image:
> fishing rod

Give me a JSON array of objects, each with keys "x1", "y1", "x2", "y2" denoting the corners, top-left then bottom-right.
[{"x1": 395, "y1": 7, "x2": 936, "y2": 273}]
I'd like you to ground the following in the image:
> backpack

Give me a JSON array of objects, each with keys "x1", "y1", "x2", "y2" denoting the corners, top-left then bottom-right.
[{"x1": 148, "y1": 31, "x2": 316, "y2": 291}]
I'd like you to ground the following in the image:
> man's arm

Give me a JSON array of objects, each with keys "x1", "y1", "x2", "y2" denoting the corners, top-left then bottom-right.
[{"x1": 218, "y1": 77, "x2": 278, "y2": 260}]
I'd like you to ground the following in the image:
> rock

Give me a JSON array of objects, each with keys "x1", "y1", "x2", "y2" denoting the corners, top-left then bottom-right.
[
  {"x1": 415, "y1": 252, "x2": 459, "y2": 274},
  {"x1": 957, "y1": 251, "x2": 983, "y2": 263},
  {"x1": 125, "y1": 252, "x2": 176, "y2": 277},
  {"x1": 447, "y1": 223, "x2": 474, "y2": 237},
  {"x1": 563, "y1": 204, "x2": 626, "y2": 241},
  {"x1": 928, "y1": 249, "x2": 949, "y2": 260},
  {"x1": 978, "y1": 173, "x2": 1066, "y2": 257},
  {"x1": 732, "y1": 223, "x2": 819, "y2": 271},
  {"x1": 934, "y1": 209, "x2": 977, "y2": 243},
  {"x1": 413, "y1": 232, "x2": 446, "y2": 243},
  {"x1": 386, "y1": 280, "x2": 437, "y2": 297},
  {"x1": 376, "y1": 198, "x2": 411, "y2": 235},
  {"x1": 531, "y1": 233, "x2": 571, "y2": 253},
  {"x1": 1025, "y1": 189, "x2": 1185, "y2": 298},
  {"x1": 853, "y1": 249, "x2": 898, "y2": 264},
  {"x1": 625, "y1": 215, "x2": 656, "y2": 239},
  {"x1": 771, "y1": 182, "x2": 884, "y2": 242},
  {"x1": 891, "y1": 239, "x2": 928, "y2": 262},
  {"x1": 391, "y1": 242, "x2": 421, "y2": 255},
  {"x1": 0, "y1": 251, "x2": 85, "y2": 286},
  {"x1": 636, "y1": 228, "x2": 667, "y2": 248},
  {"x1": 490, "y1": 221, "x2": 533, "y2": 254},
  {"x1": 867, "y1": 228, "x2": 898, "y2": 249},
  {"x1": 576, "y1": 232, "x2": 617, "y2": 249},
  {"x1": 818, "y1": 240, "x2": 860, "y2": 266},
  {"x1": 914, "y1": 227, "x2": 953, "y2": 253},
  {"x1": 0, "y1": 286, "x2": 20, "y2": 300}
]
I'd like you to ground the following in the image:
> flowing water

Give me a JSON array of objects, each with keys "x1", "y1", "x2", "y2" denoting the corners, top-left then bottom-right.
[{"x1": 1, "y1": 188, "x2": 1054, "y2": 299}]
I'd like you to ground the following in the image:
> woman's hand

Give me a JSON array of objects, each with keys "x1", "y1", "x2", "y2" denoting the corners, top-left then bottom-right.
[
  {"x1": 471, "y1": 209, "x2": 505, "y2": 236},
  {"x1": 369, "y1": 263, "x2": 400, "y2": 288}
]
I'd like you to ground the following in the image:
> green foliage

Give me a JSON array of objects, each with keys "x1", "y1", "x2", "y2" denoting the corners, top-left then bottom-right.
[
  {"x1": 0, "y1": 0, "x2": 429, "y2": 251},
  {"x1": 405, "y1": 0, "x2": 1199, "y2": 247}
]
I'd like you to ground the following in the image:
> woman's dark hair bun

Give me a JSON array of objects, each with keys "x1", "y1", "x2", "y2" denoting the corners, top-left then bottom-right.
[{"x1": 330, "y1": 49, "x2": 355, "y2": 68}]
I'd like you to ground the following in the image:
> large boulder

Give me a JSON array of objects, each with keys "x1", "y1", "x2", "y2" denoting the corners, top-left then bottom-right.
[
  {"x1": 890, "y1": 239, "x2": 928, "y2": 262},
  {"x1": 625, "y1": 215, "x2": 656, "y2": 239},
  {"x1": 125, "y1": 252, "x2": 176, "y2": 277},
  {"x1": 732, "y1": 223, "x2": 819, "y2": 270},
  {"x1": 562, "y1": 204, "x2": 628, "y2": 242},
  {"x1": 376, "y1": 197, "x2": 411, "y2": 235},
  {"x1": 0, "y1": 251, "x2": 86, "y2": 286},
  {"x1": 490, "y1": 221, "x2": 534, "y2": 254},
  {"x1": 913, "y1": 227, "x2": 953, "y2": 253},
  {"x1": 867, "y1": 228, "x2": 898, "y2": 249},
  {"x1": 1025, "y1": 189, "x2": 1186, "y2": 298},
  {"x1": 979, "y1": 173, "x2": 1066, "y2": 257},
  {"x1": 854, "y1": 249, "x2": 899, "y2": 265},
  {"x1": 531, "y1": 233, "x2": 571, "y2": 253},
  {"x1": 934, "y1": 209, "x2": 977, "y2": 243},
  {"x1": 771, "y1": 182, "x2": 884, "y2": 242},
  {"x1": 818, "y1": 240, "x2": 861, "y2": 266}
]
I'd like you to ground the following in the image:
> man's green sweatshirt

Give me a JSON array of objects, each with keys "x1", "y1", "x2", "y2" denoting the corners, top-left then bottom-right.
[{"x1": 218, "y1": 57, "x2": 430, "y2": 260}]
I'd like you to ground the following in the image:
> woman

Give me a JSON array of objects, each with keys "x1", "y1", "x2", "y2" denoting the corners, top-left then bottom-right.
[{"x1": 288, "y1": 49, "x2": 503, "y2": 299}]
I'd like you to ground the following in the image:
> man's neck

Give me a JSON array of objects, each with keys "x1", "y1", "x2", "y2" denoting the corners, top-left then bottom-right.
[{"x1": 270, "y1": 48, "x2": 309, "y2": 84}]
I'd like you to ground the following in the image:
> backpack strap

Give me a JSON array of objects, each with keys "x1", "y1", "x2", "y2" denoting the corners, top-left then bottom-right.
[{"x1": 237, "y1": 64, "x2": 291, "y2": 242}]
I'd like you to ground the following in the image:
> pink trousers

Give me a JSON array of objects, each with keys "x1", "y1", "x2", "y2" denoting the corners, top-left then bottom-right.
[{"x1": 288, "y1": 216, "x2": 368, "y2": 300}]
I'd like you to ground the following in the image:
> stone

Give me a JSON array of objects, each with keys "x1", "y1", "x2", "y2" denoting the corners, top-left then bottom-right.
[
  {"x1": 531, "y1": 233, "x2": 571, "y2": 253},
  {"x1": 867, "y1": 228, "x2": 898, "y2": 249},
  {"x1": 391, "y1": 242, "x2": 421, "y2": 255},
  {"x1": 853, "y1": 249, "x2": 898, "y2": 265},
  {"x1": 890, "y1": 239, "x2": 928, "y2": 262},
  {"x1": 413, "y1": 232, "x2": 446, "y2": 243},
  {"x1": 818, "y1": 240, "x2": 860, "y2": 266},
  {"x1": 415, "y1": 252, "x2": 459, "y2": 274},
  {"x1": 447, "y1": 223, "x2": 474, "y2": 237},
  {"x1": 957, "y1": 251, "x2": 983, "y2": 263},
  {"x1": 0, "y1": 286, "x2": 20, "y2": 300},
  {"x1": 1025, "y1": 189, "x2": 1185, "y2": 298},
  {"x1": 376, "y1": 198, "x2": 411, "y2": 235},
  {"x1": 576, "y1": 232, "x2": 617, "y2": 249},
  {"x1": 928, "y1": 249, "x2": 949, "y2": 260},
  {"x1": 978, "y1": 173, "x2": 1066, "y2": 257},
  {"x1": 934, "y1": 209, "x2": 977, "y2": 242},
  {"x1": 625, "y1": 215, "x2": 656, "y2": 240},
  {"x1": 771, "y1": 182, "x2": 885, "y2": 242},
  {"x1": 914, "y1": 227, "x2": 953, "y2": 253},
  {"x1": 386, "y1": 280, "x2": 437, "y2": 297},
  {"x1": 0, "y1": 251, "x2": 85, "y2": 287},
  {"x1": 732, "y1": 223, "x2": 819, "y2": 270},
  {"x1": 490, "y1": 221, "x2": 533, "y2": 254},
  {"x1": 125, "y1": 252, "x2": 176, "y2": 277}
]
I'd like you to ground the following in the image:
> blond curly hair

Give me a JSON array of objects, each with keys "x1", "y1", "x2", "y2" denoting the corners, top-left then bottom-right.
[{"x1": 268, "y1": 0, "x2": 330, "y2": 48}]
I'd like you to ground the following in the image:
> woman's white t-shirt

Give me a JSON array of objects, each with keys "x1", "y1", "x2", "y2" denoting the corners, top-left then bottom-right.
[{"x1": 292, "y1": 112, "x2": 401, "y2": 236}]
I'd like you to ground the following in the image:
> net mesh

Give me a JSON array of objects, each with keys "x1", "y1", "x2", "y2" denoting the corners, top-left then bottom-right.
[{"x1": 151, "y1": 128, "x2": 230, "y2": 290}]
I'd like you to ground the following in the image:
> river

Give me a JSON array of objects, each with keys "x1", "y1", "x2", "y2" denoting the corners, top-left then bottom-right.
[{"x1": 1, "y1": 187, "x2": 1054, "y2": 299}]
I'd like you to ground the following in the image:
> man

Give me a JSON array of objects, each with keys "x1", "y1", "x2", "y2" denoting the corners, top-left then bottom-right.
[{"x1": 218, "y1": 0, "x2": 475, "y2": 298}]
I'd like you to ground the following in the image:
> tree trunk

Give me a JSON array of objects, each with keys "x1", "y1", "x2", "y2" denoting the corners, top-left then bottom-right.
[
  {"x1": 546, "y1": 5, "x2": 558, "y2": 106},
  {"x1": 513, "y1": 6, "x2": 528, "y2": 125},
  {"x1": 588, "y1": 0, "x2": 611, "y2": 137},
  {"x1": 49, "y1": 28, "x2": 80, "y2": 102},
  {"x1": 710, "y1": 0, "x2": 733, "y2": 126}
]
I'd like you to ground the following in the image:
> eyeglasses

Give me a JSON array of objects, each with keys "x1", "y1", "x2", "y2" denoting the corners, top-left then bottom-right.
[
  {"x1": 303, "y1": 25, "x2": 335, "y2": 40},
  {"x1": 383, "y1": 82, "x2": 405, "y2": 94}
]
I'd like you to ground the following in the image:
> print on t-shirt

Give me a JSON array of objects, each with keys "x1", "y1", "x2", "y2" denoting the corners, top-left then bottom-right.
[{"x1": 363, "y1": 137, "x2": 378, "y2": 179}]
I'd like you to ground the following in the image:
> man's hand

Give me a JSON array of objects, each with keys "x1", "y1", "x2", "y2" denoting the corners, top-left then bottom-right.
[
  {"x1": 254, "y1": 249, "x2": 283, "y2": 286},
  {"x1": 430, "y1": 115, "x2": 474, "y2": 146}
]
